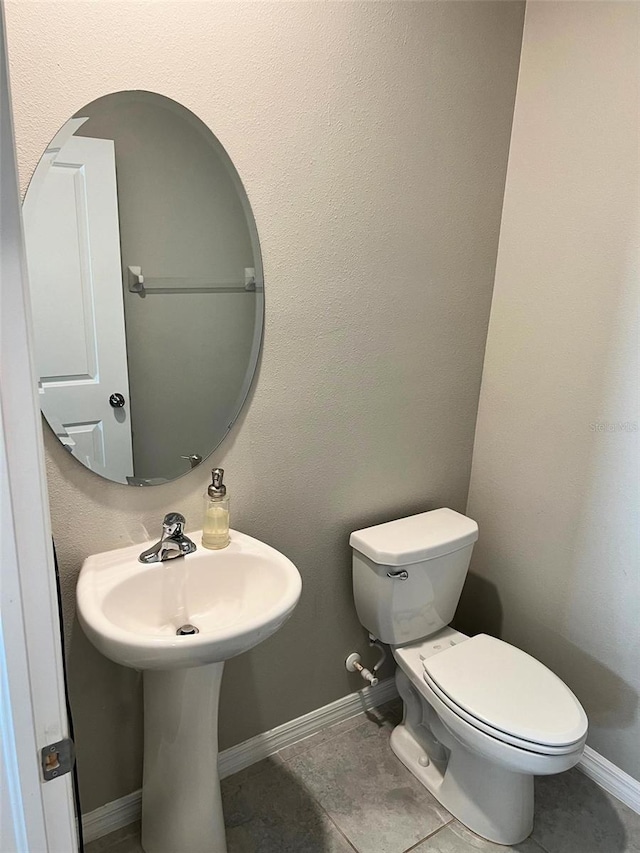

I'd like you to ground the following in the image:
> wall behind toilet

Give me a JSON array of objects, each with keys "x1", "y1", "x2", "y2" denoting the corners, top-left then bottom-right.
[
  {"x1": 464, "y1": 1, "x2": 640, "y2": 780},
  {"x1": 5, "y1": 1, "x2": 525, "y2": 813}
]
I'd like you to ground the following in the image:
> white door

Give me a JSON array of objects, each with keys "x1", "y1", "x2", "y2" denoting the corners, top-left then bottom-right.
[
  {"x1": 23, "y1": 134, "x2": 134, "y2": 484},
  {"x1": 0, "y1": 5, "x2": 78, "y2": 849}
]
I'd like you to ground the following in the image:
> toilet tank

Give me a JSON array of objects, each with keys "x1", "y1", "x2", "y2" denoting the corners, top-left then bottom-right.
[{"x1": 350, "y1": 508, "x2": 478, "y2": 645}]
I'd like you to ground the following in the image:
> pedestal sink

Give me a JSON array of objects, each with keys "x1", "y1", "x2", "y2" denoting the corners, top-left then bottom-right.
[{"x1": 77, "y1": 529, "x2": 302, "y2": 853}]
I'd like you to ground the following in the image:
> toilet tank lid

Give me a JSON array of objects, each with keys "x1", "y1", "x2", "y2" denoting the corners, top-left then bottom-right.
[{"x1": 349, "y1": 508, "x2": 478, "y2": 566}]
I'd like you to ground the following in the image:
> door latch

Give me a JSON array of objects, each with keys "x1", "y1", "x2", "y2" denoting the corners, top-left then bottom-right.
[{"x1": 40, "y1": 738, "x2": 75, "y2": 781}]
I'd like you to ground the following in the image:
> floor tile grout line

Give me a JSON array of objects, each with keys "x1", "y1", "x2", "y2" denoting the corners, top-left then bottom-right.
[
  {"x1": 299, "y1": 782, "x2": 362, "y2": 853},
  {"x1": 529, "y1": 835, "x2": 554, "y2": 853},
  {"x1": 399, "y1": 816, "x2": 455, "y2": 853},
  {"x1": 221, "y1": 713, "x2": 401, "y2": 853},
  {"x1": 281, "y1": 751, "x2": 455, "y2": 853},
  {"x1": 275, "y1": 723, "x2": 436, "y2": 853},
  {"x1": 273, "y1": 706, "x2": 450, "y2": 853},
  {"x1": 401, "y1": 821, "x2": 554, "y2": 853},
  {"x1": 325, "y1": 812, "x2": 361, "y2": 853},
  {"x1": 273, "y1": 741, "x2": 363, "y2": 852}
]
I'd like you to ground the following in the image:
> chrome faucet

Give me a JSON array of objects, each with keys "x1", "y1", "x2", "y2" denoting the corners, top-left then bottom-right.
[{"x1": 139, "y1": 512, "x2": 197, "y2": 563}]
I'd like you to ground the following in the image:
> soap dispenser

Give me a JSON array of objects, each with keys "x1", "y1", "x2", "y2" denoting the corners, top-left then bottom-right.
[{"x1": 202, "y1": 468, "x2": 230, "y2": 550}]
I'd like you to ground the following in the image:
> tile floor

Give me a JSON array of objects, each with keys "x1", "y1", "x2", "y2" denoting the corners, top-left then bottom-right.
[{"x1": 86, "y1": 701, "x2": 640, "y2": 853}]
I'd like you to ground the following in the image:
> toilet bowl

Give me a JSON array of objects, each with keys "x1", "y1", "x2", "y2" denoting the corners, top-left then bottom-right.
[
  {"x1": 391, "y1": 629, "x2": 587, "y2": 843},
  {"x1": 350, "y1": 509, "x2": 588, "y2": 845}
]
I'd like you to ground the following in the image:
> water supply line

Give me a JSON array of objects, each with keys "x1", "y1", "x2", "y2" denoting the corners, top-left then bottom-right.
[
  {"x1": 345, "y1": 635, "x2": 387, "y2": 687},
  {"x1": 369, "y1": 633, "x2": 387, "y2": 676},
  {"x1": 345, "y1": 653, "x2": 378, "y2": 686}
]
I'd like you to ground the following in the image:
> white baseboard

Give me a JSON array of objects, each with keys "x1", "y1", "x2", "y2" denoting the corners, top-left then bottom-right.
[
  {"x1": 82, "y1": 677, "x2": 398, "y2": 843},
  {"x1": 82, "y1": 677, "x2": 640, "y2": 843},
  {"x1": 218, "y1": 671, "x2": 397, "y2": 779},
  {"x1": 81, "y1": 788, "x2": 142, "y2": 845},
  {"x1": 577, "y1": 745, "x2": 640, "y2": 815}
]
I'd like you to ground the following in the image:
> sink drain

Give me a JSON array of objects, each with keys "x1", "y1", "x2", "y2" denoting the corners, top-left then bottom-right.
[{"x1": 176, "y1": 624, "x2": 199, "y2": 636}]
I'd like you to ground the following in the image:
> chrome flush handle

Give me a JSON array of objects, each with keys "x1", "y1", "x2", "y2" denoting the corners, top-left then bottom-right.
[
  {"x1": 180, "y1": 453, "x2": 203, "y2": 469},
  {"x1": 387, "y1": 569, "x2": 409, "y2": 580}
]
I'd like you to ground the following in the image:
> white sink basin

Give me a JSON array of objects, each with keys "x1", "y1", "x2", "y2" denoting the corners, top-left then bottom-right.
[
  {"x1": 77, "y1": 529, "x2": 302, "y2": 670},
  {"x1": 77, "y1": 528, "x2": 301, "y2": 853}
]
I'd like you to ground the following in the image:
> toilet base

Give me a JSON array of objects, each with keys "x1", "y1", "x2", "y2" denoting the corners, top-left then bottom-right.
[
  {"x1": 391, "y1": 667, "x2": 534, "y2": 845},
  {"x1": 391, "y1": 724, "x2": 534, "y2": 845}
]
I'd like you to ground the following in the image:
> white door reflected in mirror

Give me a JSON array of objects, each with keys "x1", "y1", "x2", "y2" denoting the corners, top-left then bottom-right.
[{"x1": 24, "y1": 133, "x2": 134, "y2": 482}]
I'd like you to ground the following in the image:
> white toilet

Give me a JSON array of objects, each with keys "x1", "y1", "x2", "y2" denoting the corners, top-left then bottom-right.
[{"x1": 350, "y1": 508, "x2": 588, "y2": 845}]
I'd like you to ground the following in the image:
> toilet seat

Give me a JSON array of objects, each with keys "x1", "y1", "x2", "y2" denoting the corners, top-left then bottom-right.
[
  {"x1": 422, "y1": 670, "x2": 584, "y2": 756},
  {"x1": 420, "y1": 634, "x2": 588, "y2": 754}
]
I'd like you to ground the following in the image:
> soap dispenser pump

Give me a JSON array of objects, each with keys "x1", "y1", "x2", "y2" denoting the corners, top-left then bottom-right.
[{"x1": 202, "y1": 468, "x2": 230, "y2": 550}]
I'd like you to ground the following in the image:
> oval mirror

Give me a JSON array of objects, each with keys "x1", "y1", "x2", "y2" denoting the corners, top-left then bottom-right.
[{"x1": 22, "y1": 91, "x2": 263, "y2": 486}]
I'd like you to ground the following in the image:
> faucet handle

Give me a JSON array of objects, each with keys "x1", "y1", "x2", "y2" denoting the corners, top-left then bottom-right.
[
  {"x1": 139, "y1": 512, "x2": 195, "y2": 563},
  {"x1": 162, "y1": 512, "x2": 186, "y2": 538}
]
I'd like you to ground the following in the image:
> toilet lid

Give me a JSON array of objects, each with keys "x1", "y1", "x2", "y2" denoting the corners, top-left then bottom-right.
[{"x1": 422, "y1": 634, "x2": 588, "y2": 747}]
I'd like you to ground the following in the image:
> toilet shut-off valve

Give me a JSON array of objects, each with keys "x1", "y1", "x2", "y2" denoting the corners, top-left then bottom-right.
[{"x1": 345, "y1": 653, "x2": 378, "y2": 686}]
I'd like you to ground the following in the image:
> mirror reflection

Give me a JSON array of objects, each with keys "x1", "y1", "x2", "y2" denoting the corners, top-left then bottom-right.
[{"x1": 23, "y1": 91, "x2": 263, "y2": 486}]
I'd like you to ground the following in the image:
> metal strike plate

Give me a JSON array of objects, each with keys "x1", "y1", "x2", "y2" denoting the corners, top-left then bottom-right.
[{"x1": 41, "y1": 737, "x2": 75, "y2": 781}]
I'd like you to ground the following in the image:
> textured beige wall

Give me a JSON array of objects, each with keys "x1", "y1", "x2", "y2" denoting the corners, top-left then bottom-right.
[
  {"x1": 6, "y1": 1, "x2": 524, "y2": 812},
  {"x1": 463, "y1": 2, "x2": 640, "y2": 779}
]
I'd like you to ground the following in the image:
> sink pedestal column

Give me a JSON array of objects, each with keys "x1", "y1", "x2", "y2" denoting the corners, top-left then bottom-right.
[{"x1": 141, "y1": 662, "x2": 226, "y2": 853}]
